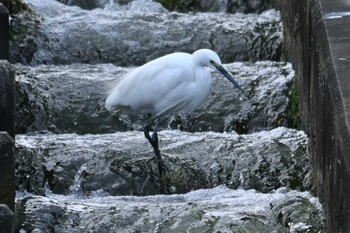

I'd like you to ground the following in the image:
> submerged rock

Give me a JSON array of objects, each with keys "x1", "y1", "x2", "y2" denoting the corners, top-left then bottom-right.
[
  {"x1": 55, "y1": 0, "x2": 275, "y2": 14},
  {"x1": 55, "y1": 0, "x2": 111, "y2": 10},
  {"x1": 104, "y1": 0, "x2": 169, "y2": 13},
  {"x1": 15, "y1": 61, "x2": 295, "y2": 134},
  {"x1": 156, "y1": 0, "x2": 276, "y2": 13},
  {"x1": 16, "y1": 127, "x2": 311, "y2": 196},
  {"x1": 14, "y1": 0, "x2": 282, "y2": 65},
  {"x1": 15, "y1": 186, "x2": 324, "y2": 232}
]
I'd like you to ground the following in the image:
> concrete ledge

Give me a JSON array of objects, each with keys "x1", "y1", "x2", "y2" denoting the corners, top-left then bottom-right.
[
  {"x1": 0, "y1": 132, "x2": 15, "y2": 212},
  {"x1": 277, "y1": 0, "x2": 350, "y2": 231},
  {"x1": 0, "y1": 1, "x2": 9, "y2": 11},
  {"x1": 0, "y1": 204, "x2": 14, "y2": 233}
]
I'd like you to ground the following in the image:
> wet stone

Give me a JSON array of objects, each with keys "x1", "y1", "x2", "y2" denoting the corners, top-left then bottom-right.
[
  {"x1": 13, "y1": 0, "x2": 282, "y2": 65},
  {"x1": 55, "y1": 0, "x2": 275, "y2": 14},
  {"x1": 16, "y1": 127, "x2": 311, "y2": 196},
  {"x1": 15, "y1": 186, "x2": 324, "y2": 232},
  {"x1": 12, "y1": 0, "x2": 325, "y2": 232},
  {"x1": 15, "y1": 61, "x2": 295, "y2": 135}
]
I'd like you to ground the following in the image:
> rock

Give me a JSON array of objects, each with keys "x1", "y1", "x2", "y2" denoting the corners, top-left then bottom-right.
[
  {"x1": 270, "y1": 193, "x2": 325, "y2": 233},
  {"x1": 12, "y1": 0, "x2": 282, "y2": 65},
  {"x1": 157, "y1": 0, "x2": 275, "y2": 13},
  {"x1": 9, "y1": 8, "x2": 42, "y2": 64},
  {"x1": 15, "y1": 186, "x2": 324, "y2": 232},
  {"x1": 55, "y1": 0, "x2": 275, "y2": 13},
  {"x1": 15, "y1": 127, "x2": 311, "y2": 196},
  {"x1": 55, "y1": 0, "x2": 168, "y2": 13},
  {"x1": 104, "y1": 0, "x2": 169, "y2": 13},
  {"x1": 15, "y1": 61, "x2": 295, "y2": 134}
]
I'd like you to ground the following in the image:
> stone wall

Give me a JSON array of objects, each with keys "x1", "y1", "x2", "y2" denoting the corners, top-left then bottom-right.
[
  {"x1": 0, "y1": 2, "x2": 9, "y2": 60},
  {"x1": 0, "y1": 61, "x2": 14, "y2": 138},
  {"x1": 0, "y1": 60, "x2": 15, "y2": 214},
  {"x1": 277, "y1": 0, "x2": 350, "y2": 232},
  {"x1": 0, "y1": 133, "x2": 15, "y2": 212},
  {"x1": 0, "y1": 1, "x2": 15, "y2": 216}
]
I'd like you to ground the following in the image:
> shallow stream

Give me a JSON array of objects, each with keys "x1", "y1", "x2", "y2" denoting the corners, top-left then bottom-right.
[{"x1": 13, "y1": 0, "x2": 324, "y2": 232}]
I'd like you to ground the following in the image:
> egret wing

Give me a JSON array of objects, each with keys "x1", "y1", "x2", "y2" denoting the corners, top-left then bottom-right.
[{"x1": 105, "y1": 52, "x2": 193, "y2": 114}]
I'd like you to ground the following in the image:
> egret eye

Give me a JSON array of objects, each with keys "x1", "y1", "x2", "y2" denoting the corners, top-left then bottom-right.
[{"x1": 210, "y1": 60, "x2": 218, "y2": 67}]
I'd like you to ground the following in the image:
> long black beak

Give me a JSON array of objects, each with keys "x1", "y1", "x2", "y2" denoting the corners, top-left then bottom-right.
[{"x1": 215, "y1": 64, "x2": 244, "y2": 93}]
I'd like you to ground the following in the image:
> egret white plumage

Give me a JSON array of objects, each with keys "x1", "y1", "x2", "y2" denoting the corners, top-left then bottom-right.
[{"x1": 105, "y1": 49, "x2": 243, "y2": 193}]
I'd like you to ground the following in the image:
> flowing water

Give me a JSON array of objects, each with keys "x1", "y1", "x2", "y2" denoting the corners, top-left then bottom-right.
[{"x1": 13, "y1": 0, "x2": 325, "y2": 232}]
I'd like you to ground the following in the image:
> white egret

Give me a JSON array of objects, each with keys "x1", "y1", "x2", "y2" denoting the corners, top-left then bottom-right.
[{"x1": 105, "y1": 49, "x2": 243, "y2": 193}]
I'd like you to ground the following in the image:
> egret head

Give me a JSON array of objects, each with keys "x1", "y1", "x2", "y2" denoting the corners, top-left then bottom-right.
[
  {"x1": 193, "y1": 49, "x2": 244, "y2": 93},
  {"x1": 193, "y1": 49, "x2": 222, "y2": 69}
]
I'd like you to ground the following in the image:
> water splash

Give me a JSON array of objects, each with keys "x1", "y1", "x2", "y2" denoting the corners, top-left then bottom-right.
[
  {"x1": 324, "y1": 11, "x2": 350, "y2": 19},
  {"x1": 69, "y1": 164, "x2": 88, "y2": 197}
]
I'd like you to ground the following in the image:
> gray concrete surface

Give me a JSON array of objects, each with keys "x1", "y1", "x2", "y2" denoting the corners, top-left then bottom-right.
[{"x1": 277, "y1": 0, "x2": 350, "y2": 232}]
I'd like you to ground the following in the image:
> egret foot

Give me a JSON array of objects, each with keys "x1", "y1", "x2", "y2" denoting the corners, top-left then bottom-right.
[{"x1": 143, "y1": 117, "x2": 166, "y2": 194}]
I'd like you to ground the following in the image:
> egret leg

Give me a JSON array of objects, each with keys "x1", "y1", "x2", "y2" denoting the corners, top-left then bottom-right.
[{"x1": 144, "y1": 116, "x2": 165, "y2": 194}]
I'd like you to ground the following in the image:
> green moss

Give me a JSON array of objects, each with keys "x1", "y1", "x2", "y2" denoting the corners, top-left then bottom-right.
[
  {"x1": 268, "y1": 0, "x2": 277, "y2": 8},
  {"x1": 159, "y1": 0, "x2": 184, "y2": 11},
  {"x1": 287, "y1": 84, "x2": 301, "y2": 129},
  {"x1": 9, "y1": 0, "x2": 30, "y2": 15},
  {"x1": 158, "y1": 0, "x2": 197, "y2": 12},
  {"x1": 160, "y1": 0, "x2": 175, "y2": 10}
]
